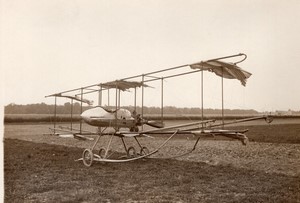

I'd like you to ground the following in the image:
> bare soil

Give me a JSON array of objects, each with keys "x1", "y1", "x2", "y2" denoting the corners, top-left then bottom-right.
[{"x1": 4, "y1": 122, "x2": 300, "y2": 202}]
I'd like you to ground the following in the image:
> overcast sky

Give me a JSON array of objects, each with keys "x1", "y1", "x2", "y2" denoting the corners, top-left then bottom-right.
[{"x1": 1, "y1": 0, "x2": 300, "y2": 112}]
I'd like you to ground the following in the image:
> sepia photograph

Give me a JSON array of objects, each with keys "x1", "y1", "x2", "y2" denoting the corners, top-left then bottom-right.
[{"x1": 1, "y1": 0, "x2": 300, "y2": 202}]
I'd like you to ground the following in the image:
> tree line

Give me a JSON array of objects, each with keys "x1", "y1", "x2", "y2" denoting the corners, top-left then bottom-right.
[{"x1": 4, "y1": 102, "x2": 259, "y2": 115}]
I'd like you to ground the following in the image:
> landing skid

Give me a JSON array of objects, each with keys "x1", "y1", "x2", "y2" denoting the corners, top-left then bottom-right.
[{"x1": 76, "y1": 130, "x2": 179, "y2": 166}]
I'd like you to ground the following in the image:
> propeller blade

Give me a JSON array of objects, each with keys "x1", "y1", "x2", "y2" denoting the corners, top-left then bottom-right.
[{"x1": 145, "y1": 120, "x2": 165, "y2": 128}]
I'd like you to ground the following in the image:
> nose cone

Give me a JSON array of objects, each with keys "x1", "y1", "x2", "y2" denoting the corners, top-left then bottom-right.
[
  {"x1": 80, "y1": 109, "x2": 92, "y2": 124},
  {"x1": 80, "y1": 106, "x2": 114, "y2": 127},
  {"x1": 80, "y1": 109, "x2": 90, "y2": 119},
  {"x1": 80, "y1": 106, "x2": 109, "y2": 124},
  {"x1": 81, "y1": 108, "x2": 100, "y2": 126},
  {"x1": 81, "y1": 107, "x2": 100, "y2": 120}
]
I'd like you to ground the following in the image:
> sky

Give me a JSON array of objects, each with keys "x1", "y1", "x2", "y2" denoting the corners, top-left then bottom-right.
[{"x1": 1, "y1": 0, "x2": 300, "y2": 112}]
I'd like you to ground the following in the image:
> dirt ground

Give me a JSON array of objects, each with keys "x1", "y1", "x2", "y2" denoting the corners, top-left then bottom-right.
[{"x1": 3, "y1": 122, "x2": 300, "y2": 202}]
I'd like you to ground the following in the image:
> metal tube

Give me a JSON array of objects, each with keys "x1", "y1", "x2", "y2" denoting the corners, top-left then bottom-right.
[
  {"x1": 80, "y1": 88, "x2": 83, "y2": 134},
  {"x1": 115, "y1": 86, "x2": 118, "y2": 130},
  {"x1": 134, "y1": 87, "x2": 137, "y2": 112},
  {"x1": 140, "y1": 119, "x2": 214, "y2": 134},
  {"x1": 143, "y1": 70, "x2": 201, "y2": 83},
  {"x1": 46, "y1": 68, "x2": 198, "y2": 97},
  {"x1": 98, "y1": 86, "x2": 102, "y2": 106},
  {"x1": 71, "y1": 99, "x2": 73, "y2": 131},
  {"x1": 45, "y1": 53, "x2": 246, "y2": 98},
  {"x1": 54, "y1": 96, "x2": 57, "y2": 134},
  {"x1": 161, "y1": 78, "x2": 164, "y2": 123},
  {"x1": 117, "y1": 54, "x2": 244, "y2": 82},
  {"x1": 45, "y1": 83, "x2": 100, "y2": 97},
  {"x1": 118, "y1": 89, "x2": 121, "y2": 109},
  {"x1": 74, "y1": 87, "x2": 110, "y2": 97},
  {"x1": 142, "y1": 75, "x2": 144, "y2": 117},
  {"x1": 121, "y1": 64, "x2": 189, "y2": 81},
  {"x1": 91, "y1": 135, "x2": 101, "y2": 151},
  {"x1": 186, "y1": 116, "x2": 270, "y2": 131},
  {"x1": 134, "y1": 137, "x2": 143, "y2": 149},
  {"x1": 108, "y1": 88, "x2": 110, "y2": 106},
  {"x1": 201, "y1": 70, "x2": 204, "y2": 129},
  {"x1": 141, "y1": 75, "x2": 144, "y2": 130},
  {"x1": 105, "y1": 133, "x2": 114, "y2": 158},
  {"x1": 203, "y1": 53, "x2": 245, "y2": 63},
  {"x1": 121, "y1": 137, "x2": 128, "y2": 152},
  {"x1": 222, "y1": 67, "x2": 224, "y2": 128}
]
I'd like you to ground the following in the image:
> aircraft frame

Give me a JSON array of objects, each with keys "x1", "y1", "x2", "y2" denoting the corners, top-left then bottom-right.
[{"x1": 45, "y1": 53, "x2": 273, "y2": 166}]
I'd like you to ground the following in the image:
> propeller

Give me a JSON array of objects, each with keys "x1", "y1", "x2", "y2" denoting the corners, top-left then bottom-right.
[
  {"x1": 132, "y1": 112, "x2": 165, "y2": 129},
  {"x1": 143, "y1": 120, "x2": 165, "y2": 128}
]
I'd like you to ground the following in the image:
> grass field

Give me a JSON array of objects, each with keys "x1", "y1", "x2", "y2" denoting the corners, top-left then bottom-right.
[{"x1": 3, "y1": 119, "x2": 300, "y2": 202}]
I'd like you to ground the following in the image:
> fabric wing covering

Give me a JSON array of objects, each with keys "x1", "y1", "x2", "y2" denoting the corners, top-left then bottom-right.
[
  {"x1": 101, "y1": 80, "x2": 148, "y2": 91},
  {"x1": 189, "y1": 60, "x2": 252, "y2": 86}
]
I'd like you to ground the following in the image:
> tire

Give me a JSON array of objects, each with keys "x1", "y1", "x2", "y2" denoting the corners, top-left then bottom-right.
[{"x1": 82, "y1": 149, "x2": 93, "y2": 167}]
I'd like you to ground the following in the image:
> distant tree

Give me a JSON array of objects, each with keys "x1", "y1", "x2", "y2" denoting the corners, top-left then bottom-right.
[{"x1": 4, "y1": 103, "x2": 259, "y2": 115}]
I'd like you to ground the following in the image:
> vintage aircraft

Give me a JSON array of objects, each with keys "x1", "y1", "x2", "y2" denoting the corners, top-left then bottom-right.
[
  {"x1": 46, "y1": 53, "x2": 273, "y2": 166},
  {"x1": 81, "y1": 106, "x2": 164, "y2": 131}
]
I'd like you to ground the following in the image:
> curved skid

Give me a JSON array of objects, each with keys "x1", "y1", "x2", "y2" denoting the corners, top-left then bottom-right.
[
  {"x1": 93, "y1": 149, "x2": 158, "y2": 163},
  {"x1": 150, "y1": 137, "x2": 201, "y2": 160},
  {"x1": 77, "y1": 130, "x2": 179, "y2": 164},
  {"x1": 76, "y1": 148, "x2": 157, "y2": 163}
]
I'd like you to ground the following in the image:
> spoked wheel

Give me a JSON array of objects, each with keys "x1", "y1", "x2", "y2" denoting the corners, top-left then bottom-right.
[
  {"x1": 82, "y1": 149, "x2": 94, "y2": 167},
  {"x1": 140, "y1": 147, "x2": 150, "y2": 155},
  {"x1": 98, "y1": 147, "x2": 106, "y2": 159},
  {"x1": 127, "y1": 146, "x2": 137, "y2": 158}
]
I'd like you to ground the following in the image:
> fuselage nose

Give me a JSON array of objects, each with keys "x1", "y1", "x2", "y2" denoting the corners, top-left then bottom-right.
[
  {"x1": 80, "y1": 108, "x2": 99, "y2": 123},
  {"x1": 80, "y1": 106, "x2": 107, "y2": 122},
  {"x1": 80, "y1": 107, "x2": 114, "y2": 127},
  {"x1": 80, "y1": 109, "x2": 89, "y2": 120}
]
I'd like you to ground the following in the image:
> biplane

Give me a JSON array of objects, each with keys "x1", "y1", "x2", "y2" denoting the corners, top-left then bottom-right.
[{"x1": 46, "y1": 53, "x2": 273, "y2": 167}]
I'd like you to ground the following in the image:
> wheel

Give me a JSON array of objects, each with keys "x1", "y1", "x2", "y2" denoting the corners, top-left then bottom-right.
[
  {"x1": 98, "y1": 147, "x2": 106, "y2": 159},
  {"x1": 82, "y1": 149, "x2": 94, "y2": 167},
  {"x1": 127, "y1": 146, "x2": 137, "y2": 158},
  {"x1": 140, "y1": 147, "x2": 150, "y2": 155}
]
